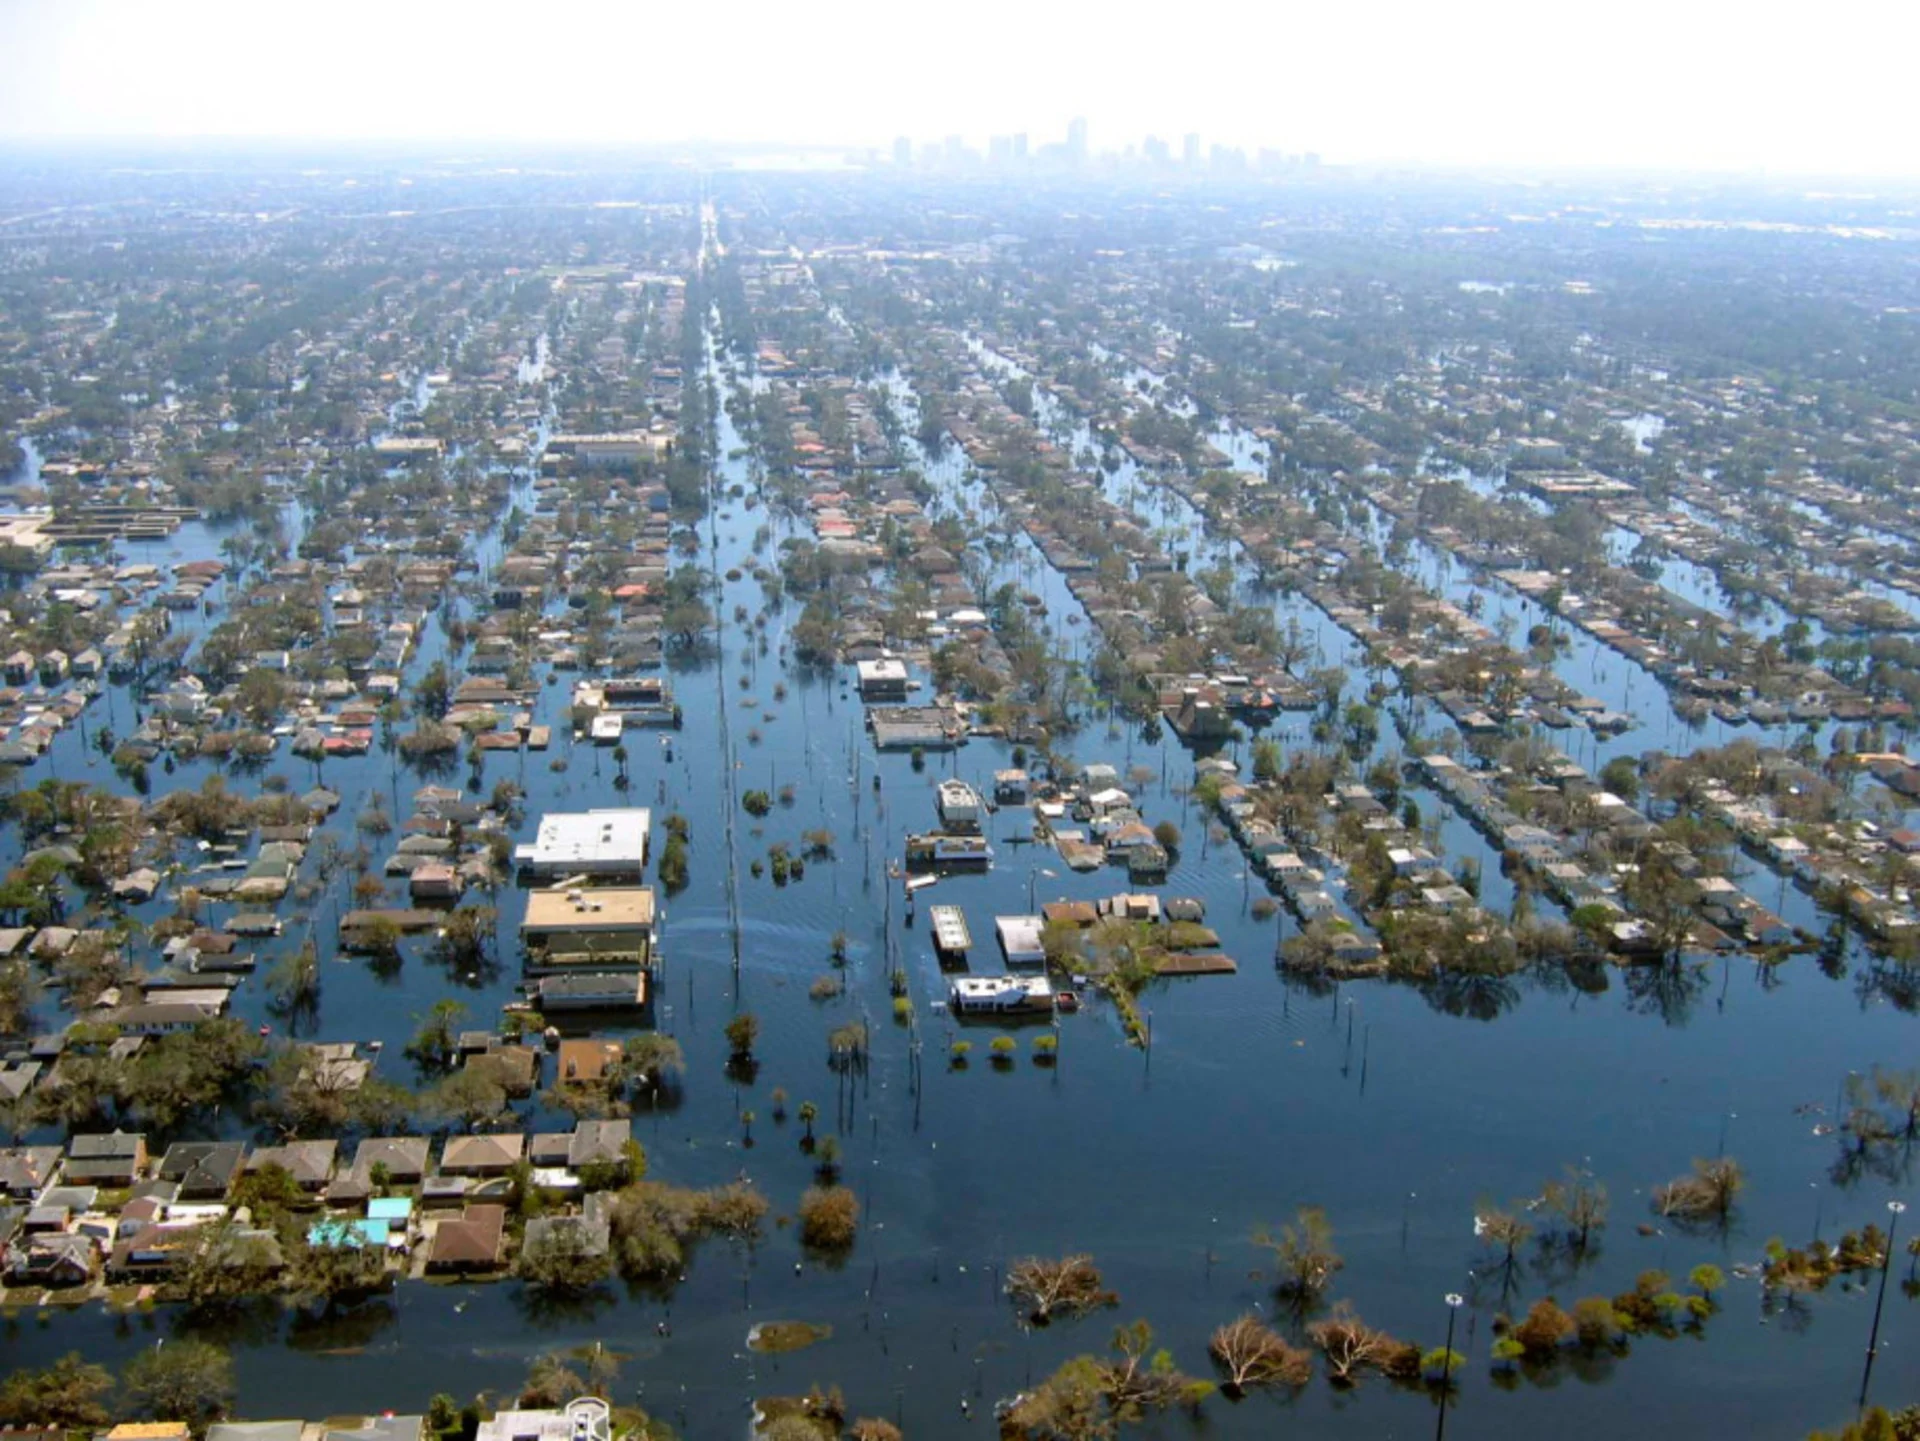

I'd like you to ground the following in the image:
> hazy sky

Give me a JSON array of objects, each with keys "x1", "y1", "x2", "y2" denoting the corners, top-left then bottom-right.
[{"x1": 2, "y1": 0, "x2": 1916, "y2": 176}]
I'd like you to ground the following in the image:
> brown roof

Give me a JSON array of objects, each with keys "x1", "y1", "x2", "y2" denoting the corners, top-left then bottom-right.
[
  {"x1": 557, "y1": 1038, "x2": 622, "y2": 1084},
  {"x1": 463, "y1": 1047, "x2": 539, "y2": 1096},
  {"x1": 1040, "y1": 901, "x2": 1097, "y2": 927},
  {"x1": 428, "y1": 1204, "x2": 505, "y2": 1269},
  {"x1": 440, "y1": 1133, "x2": 525, "y2": 1173}
]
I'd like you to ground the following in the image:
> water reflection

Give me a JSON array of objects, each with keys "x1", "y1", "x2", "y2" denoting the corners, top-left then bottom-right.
[
  {"x1": 286, "y1": 1298, "x2": 400, "y2": 1353},
  {"x1": 1828, "y1": 1135, "x2": 1918, "y2": 1192},
  {"x1": 1420, "y1": 969, "x2": 1522, "y2": 1022},
  {"x1": 1528, "y1": 1231, "x2": 1607, "y2": 1293},
  {"x1": 1621, "y1": 960, "x2": 1711, "y2": 1026},
  {"x1": 509, "y1": 1283, "x2": 620, "y2": 1329},
  {"x1": 1856, "y1": 957, "x2": 1920, "y2": 1014},
  {"x1": 175, "y1": 1296, "x2": 284, "y2": 1349}
]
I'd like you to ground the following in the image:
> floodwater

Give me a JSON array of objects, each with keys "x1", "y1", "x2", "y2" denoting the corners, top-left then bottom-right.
[{"x1": 7, "y1": 309, "x2": 1920, "y2": 1441}]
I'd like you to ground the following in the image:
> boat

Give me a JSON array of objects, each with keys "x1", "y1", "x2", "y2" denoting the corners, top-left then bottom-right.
[
  {"x1": 949, "y1": 974, "x2": 1053, "y2": 1015},
  {"x1": 905, "y1": 832, "x2": 994, "y2": 870},
  {"x1": 1053, "y1": 990, "x2": 1081, "y2": 1012}
]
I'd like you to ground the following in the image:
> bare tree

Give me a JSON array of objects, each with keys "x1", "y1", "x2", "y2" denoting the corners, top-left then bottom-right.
[
  {"x1": 1209, "y1": 1315, "x2": 1312, "y2": 1393},
  {"x1": 1541, "y1": 1165, "x2": 1609, "y2": 1254},
  {"x1": 1653, "y1": 1157, "x2": 1744, "y2": 1222},
  {"x1": 1477, "y1": 1203, "x2": 1533, "y2": 1270},
  {"x1": 1307, "y1": 1302, "x2": 1421, "y2": 1386},
  {"x1": 1006, "y1": 1254, "x2": 1118, "y2": 1325}
]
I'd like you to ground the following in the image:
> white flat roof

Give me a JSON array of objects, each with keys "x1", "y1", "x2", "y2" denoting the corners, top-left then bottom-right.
[
  {"x1": 996, "y1": 914, "x2": 1047, "y2": 957},
  {"x1": 514, "y1": 808, "x2": 651, "y2": 872}
]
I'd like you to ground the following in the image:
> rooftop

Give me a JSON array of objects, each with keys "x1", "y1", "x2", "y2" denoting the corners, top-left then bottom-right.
[
  {"x1": 523, "y1": 887, "x2": 656, "y2": 933},
  {"x1": 514, "y1": 808, "x2": 651, "y2": 874}
]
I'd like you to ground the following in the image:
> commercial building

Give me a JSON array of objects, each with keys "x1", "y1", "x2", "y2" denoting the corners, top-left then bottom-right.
[
  {"x1": 545, "y1": 433, "x2": 670, "y2": 467},
  {"x1": 521, "y1": 886, "x2": 657, "y2": 971},
  {"x1": 476, "y1": 1398, "x2": 612, "y2": 1441},
  {"x1": 995, "y1": 914, "x2": 1048, "y2": 966},
  {"x1": 372, "y1": 437, "x2": 445, "y2": 461},
  {"x1": 514, "y1": 808, "x2": 651, "y2": 878}
]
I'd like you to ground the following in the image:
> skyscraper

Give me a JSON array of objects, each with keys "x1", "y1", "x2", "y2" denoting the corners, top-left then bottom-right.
[
  {"x1": 892, "y1": 136, "x2": 912, "y2": 168},
  {"x1": 1067, "y1": 116, "x2": 1088, "y2": 165},
  {"x1": 1182, "y1": 132, "x2": 1201, "y2": 168}
]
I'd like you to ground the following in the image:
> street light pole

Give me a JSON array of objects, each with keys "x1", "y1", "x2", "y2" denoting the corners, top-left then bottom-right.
[
  {"x1": 1860, "y1": 1200, "x2": 1906, "y2": 1412},
  {"x1": 1435, "y1": 1292, "x2": 1463, "y2": 1441}
]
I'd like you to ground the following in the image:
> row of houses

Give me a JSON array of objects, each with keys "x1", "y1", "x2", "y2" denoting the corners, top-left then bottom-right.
[
  {"x1": 1689, "y1": 752, "x2": 1920, "y2": 945},
  {"x1": 96, "y1": 1392, "x2": 617, "y2": 1441},
  {"x1": 1204, "y1": 761, "x2": 1387, "y2": 963},
  {"x1": 0, "y1": 1120, "x2": 635, "y2": 1287}
]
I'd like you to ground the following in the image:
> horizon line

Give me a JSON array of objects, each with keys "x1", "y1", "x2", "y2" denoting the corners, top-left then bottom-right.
[{"x1": 0, "y1": 136, "x2": 1916, "y2": 190}]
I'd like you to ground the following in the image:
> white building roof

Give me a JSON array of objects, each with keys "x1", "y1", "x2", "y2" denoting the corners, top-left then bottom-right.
[
  {"x1": 995, "y1": 914, "x2": 1047, "y2": 961},
  {"x1": 514, "y1": 808, "x2": 651, "y2": 874}
]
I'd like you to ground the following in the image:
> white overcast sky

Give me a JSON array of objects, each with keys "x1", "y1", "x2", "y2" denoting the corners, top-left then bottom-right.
[{"x1": 1, "y1": 0, "x2": 1915, "y2": 177}]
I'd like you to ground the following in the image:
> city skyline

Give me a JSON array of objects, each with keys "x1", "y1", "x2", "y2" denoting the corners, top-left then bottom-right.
[{"x1": 888, "y1": 118, "x2": 1321, "y2": 175}]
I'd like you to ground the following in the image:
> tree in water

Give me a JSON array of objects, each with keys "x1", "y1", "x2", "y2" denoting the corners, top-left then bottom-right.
[
  {"x1": 1208, "y1": 1315, "x2": 1312, "y2": 1393},
  {"x1": 1006, "y1": 1254, "x2": 1118, "y2": 1326},
  {"x1": 1509, "y1": 1298, "x2": 1576, "y2": 1360},
  {"x1": 121, "y1": 1339, "x2": 235, "y2": 1429},
  {"x1": 1306, "y1": 1303, "x2": 1421, "y2": 1387},
  {"x1": 798, "y1": 1185, "x2": 860, "y2": 1251},
  {"x1": 517, "y1": 1220, "x2": 614, "y2": 1294},
  {"x1": 724, "y1": 1011, "x2": 759, "y2": 1060},
  {"x1": 1653, "y1": 1157, "x2": 1744, "y2": 1224},
  {"x1": 1255, "y1": 1206, "x2": 1343, "y2": 1312},
  {"x1": 0, "y1": 1353, "x2": 114, "y2": 1430},
  {"x1": 406, "y1": 997, "x2": 467, "y2": 1074},
  {"x1": 1002, "y1": 1321, "x2": 1212, "y2": 1438},
  {"x1": 1541, "y1": 1164, "x2": 1609, "y2": 1257}
]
